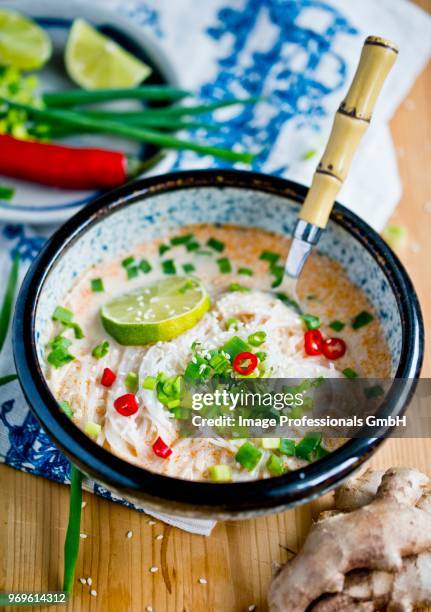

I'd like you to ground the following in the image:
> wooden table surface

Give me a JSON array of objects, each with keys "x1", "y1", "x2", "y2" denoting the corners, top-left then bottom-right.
[{"x1": 1, "y1": 3, "x2": 430, "y2": 610}]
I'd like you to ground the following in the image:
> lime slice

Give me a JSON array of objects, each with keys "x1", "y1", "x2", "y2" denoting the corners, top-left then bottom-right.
[
  {"x1": 0, "y1": 9, "x2": 52, "y2": 70},
  {"x1": 65, "y1": 19, "x2": 151, "y2": 89},
  {"x1": 101, "y1": 277, "x2": 211, "y2": 346}
]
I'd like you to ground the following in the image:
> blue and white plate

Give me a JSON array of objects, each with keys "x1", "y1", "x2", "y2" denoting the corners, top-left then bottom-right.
[{"x1": 0, "y1": 0, "x2": 177, "y2": 225}]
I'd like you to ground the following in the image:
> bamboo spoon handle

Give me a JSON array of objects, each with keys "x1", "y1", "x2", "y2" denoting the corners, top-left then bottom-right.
[{"x1": 299, "y1": 36, "x2": 398, "y2": 228}]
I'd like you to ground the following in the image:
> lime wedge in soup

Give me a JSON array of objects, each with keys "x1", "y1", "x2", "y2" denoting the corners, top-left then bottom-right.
[
  {"x1": 0, "y1": 9, "x2": 52, "y2": 70},
  {"x1": 65, "y1": 19, "x2": 151, "y2": 89},
  {"x1": 101, "y1": 277, "x2": 211, "y2": 345}
]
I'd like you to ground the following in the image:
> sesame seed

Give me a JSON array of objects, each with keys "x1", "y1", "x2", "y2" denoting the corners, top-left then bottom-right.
[
  {"x1": 90, "y1": 589, "x2": 97, "y2": 597},
  {"x1": 80, "y1": 533, "x2": 88, "y2": 539},
  {"x1": 81, "y1": 501, "x2": 87, "y2": 509},
  {"x1": 150, "y1": 566, "x2": 158, "y2": 573},
  {"x1": 148, "y1": 520, "x2": 156, "y2": 525},
  {"x1": 79, "y1": 577, "x2": 87, "y2": 584},
  {"x1": 126, "y1": 530, "x2": 133, "y2": 539},
  {"x1": 155, "y1": 534, "x2": 163, "y2": 541},
  {"x1": 248, "y1": 605, "x2": 256, "y2": 611},
  {"x1": 198, "y1": 577, "x2": 207, "y2": 584},
  {"x1": 146, "y1": 607, "x2": 153, "y2": 612},
  {"x1": 87, "y1": 577, "x2": 92, "y2": 586}
]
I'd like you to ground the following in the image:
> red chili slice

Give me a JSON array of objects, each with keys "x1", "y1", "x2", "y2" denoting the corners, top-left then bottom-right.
[
  {"x1": 304, "y1": 330, "x2": 324, "y2": 356},
  {"x1": 114, "y1": 393, "x2": 139, "y2": 416},
  {"x1": 101, "y1": 367, "x2": 117, "y2": 387},
  {"x1": 322, "y1": 337, "x2": 346, "y2": 360},
  {"x1": 152, "y1": 436, "x2": 173, "y2": 458},
  {"x1": 232, "y1": 351, "x2": 259, "y2": 376}
]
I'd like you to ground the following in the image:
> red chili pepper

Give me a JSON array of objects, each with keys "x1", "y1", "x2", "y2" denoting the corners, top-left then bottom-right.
[
  {"x1": 232, "y1": 351, "x2": 259, "y2": 376},
  {"x1": 304, "y1": 329, "x2": 324, "y2": 356},
  {"x1": 101, "y1": 367, "x2": 117, "y2": 387},
  {"x1": 0, "y1": 134, "x2": 130, "y2": 190},
  {"x1": 114, "y1": 393, "x2": 139, "y2": 416},
  {"x1": 322, "y1": 337, "x2": 346, "y2": 360},
  {"x1": 152, "y1": 436, "x2": 173, "y2": 458}
]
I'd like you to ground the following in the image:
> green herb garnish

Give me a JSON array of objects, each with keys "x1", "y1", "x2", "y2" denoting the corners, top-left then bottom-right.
[
  {"x1": 143, "y1": 375, "x2": 157, "y2": 390},
  {"x1": 217, "y1": 257, "x2": 232, "y2": 273},
  {"x1": 302, "y1": 149, "x2": 317, "y2": 160},
  {"x1": 0, "y1": 185, "x2": 15, "y2": 201},
  {"x1": 222, "y1": 335, "x2": 249, "y2": 359},
  {"x1": 301, "y1": 314, "x2": 321, "y2": 330},
  {"x1": 92, "y1": 340, "x2": 109, "y2": 359},
  {"x1": 125, "y1": 371, "x2": 138, "y2": 392},
  {"x1": 235, "y1": 441, "x2": 262, "y2": 471},
  {"x1": 329, "y1": 320, "x2": 345, "y2": 332},
  {"x1": 127, "y1": 266, "x2": 139, "y2": 280},
  {"x1": 226, "y1": 317, "x2": 239, "y2": 331},
  {"x1": 228, "y1": 283, "x2": 250, "y2": 293},
  {"x1": 186, "y1": 240, "x2": 200, "y2": 252},
  {"x1": 342, "y1": 367, "x2": 358, "y2": 379},
  {"x1": 259, "y1": 250, "x2": 280, "y2": 264},
  {"x1": 238, "y1": 267, "x2": 253, "y2": 276},
  {"x1": 47, "y1": 335, "x2": 75, "y2": 368},
  {"x1": 139, "y1": 259, "x2": 152, "y2": 273},
  {"x1": 279, "y1": 439, "x2": 295, "y2": 456},
  {"x1": 63, "y1": 465, "x2": 83, "y2": 594},
  {"x1": 90, "y1": 278, "x2": 104, "y2": 293},
  {"x1": 0, "y1": 253, "x2": 20, "y2": 353},
  {"x1": 122, "y1": 256, "x2": 135, "y2": 268},
  {"x1": 352, "y1": 310, "x2": 374, "y2": 330},
  {"x1": 248, "y1": 331, "x2": 266, "y2": 347},
  {"x1": 207, "y1": 237, "x2": 225, "y2": 252},
  {"x1": 161, "y1": 259, "x2": 176, "y2": 275},
  {"x1": 52, "y1": 306, "x2": 84, "y2": 339},
  {"x1": 182, "y1": 263, "x2": 196, "y2": 274},
  {"x1": 170, "y1": 233, "x2": 193, "y2": 245},
  {"x1": 0, "y1": 373, "x2": 18, "y2": 387},
  {"x1": 267, "y1": 454, "x2": 284, "y2": 476},
  {"x1": 364, "y1": 384, "x2": 384, "y2": 399},
  {"x1": 295, "y1": 433, "x2": 321, "y2": 461},
  {"x1": 275, "y1": 292, "x2": 302, "y2": 314},
  {"x1": 159, "y1": 244, "x2": 170, "y2": 256},
  {"x1": 59, "y1": 400, "x2": 73, "y2": 418}
]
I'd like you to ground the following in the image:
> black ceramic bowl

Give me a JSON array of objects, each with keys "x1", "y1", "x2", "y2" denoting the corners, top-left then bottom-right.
[{"x1": 13, "y1": 170, "x2": 424, "y2": 519}]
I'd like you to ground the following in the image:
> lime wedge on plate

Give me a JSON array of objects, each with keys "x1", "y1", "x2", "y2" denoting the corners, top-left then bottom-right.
[
  {"x1": 65, "y1": 19, "x2": 152, "y2": 89},
  {"x1": 101, "y1": 277, "x2": 211, "y2": 345},
  {"x1": 0, "y1": 9, "x2": 52, "y2": 70}
]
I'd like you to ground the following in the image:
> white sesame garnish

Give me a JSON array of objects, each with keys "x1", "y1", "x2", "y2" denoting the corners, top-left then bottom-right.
[
  {"x1": 149, "y1": 566, "x2": 158, "y2": 573},
  {"x1": 146, "y1": 607, "x2": 153, "y2": 612},
  {"x1": 248, "y1": 605, "x2": 256, "y2": 611},
  {"x1": 126, "y1": 530, "x2": 133, "y2": 539},
  {"x1": 79, "y1": 577, "x2": 87, "y2": 584},
  {"x1": 87, "y1": 577, "x2": 92, "y2": 586},
  {"x1": 198, "y1": 577, "x2": 207, "y2": 584},
  {"x1": 148, "y1": 520, "x2": 156, "y2": 525},
  {"x1": 90, "y1": 589, "x2": 97, "y2": 597},
  {"x1": 81, "y1": 501, "x2": 87, "y2": 509},
  {"x1": 79, "y1": 533, "x2": 88, "y2": 539},
  {"x1": 155, "y1": 534, "x2": 163, "y2": 540}
]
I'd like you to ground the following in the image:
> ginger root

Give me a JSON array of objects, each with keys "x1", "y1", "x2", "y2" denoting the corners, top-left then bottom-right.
[{"x1": 268, "y1": 468, "x2": 431, "y2": 612}]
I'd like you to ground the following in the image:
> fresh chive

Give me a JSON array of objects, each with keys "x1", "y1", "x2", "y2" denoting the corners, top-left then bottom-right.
[
  {"x1": 279, "y1": 439, "x2": 296, "y2": 456},
  {"x1": 127, "y1": 266, "x2": 139, "y2": 280},
  {"x1": 238, "y1": 267, "x2": 253, "y2": 276},
  {"x1": 170, "y1": 233, "x2": 193, "y2": 246},
  {"x1": 161, "y1": 259, "x2": 176, "y2": 275},
  {"x1": 90, "y1": 278, "x2": 104, "y2": 293},
  {"x1": 92, "y1": 340, "x2": 109, "y2": 359},
  {"x1": 0, "y1": 373, "x2": 18, "y2": 387},
  {"x1": 52, "y1": 306, "x2": 73, "y2": 324},
  {"x1": 259, "y1": 250, "x2": 280, "y2": 264},
  {"x1": 228, "y1": 283, "x2": 250, "y2": 293},
  {"x1": 270, "y1": 264, "x2": 284, "y2": 288},
  {"x1": 275, "y1": 292, "x2": 302, "y2": 314},
  {"x1": 122, "y1": 256, "x2": 135, "y2": 268},
  {"x1": 255, "y1": 351, "x2": 267, "y2": 362},
  {"x1": 0, "y1": 185, "x2": 15, "y2": 201},
  {"x1": 43, "y1": 86, "x2": 191, "y2": 107},
  {"x1": 329, "y1": 320, "x2": 345, "y2": 332},
  {"x1": 364, "y1": 384, "x2": 384, "y2": 399},
  {"x1": 59, "y1": 400, "x2": 73, "y2": 418},
  {"x1": 139, "y1": 259, "x2": 152, "y2": 273},
  {"x1": 315, "y1": 443, "x2": 330, "y2": 459},
  {"x1": 267, "y1": 454, "x2": 284, "y2": 476},
  {"x1": 226, "y1": 317, "x2": 239, "y2": 331},
  {"x1": 207, "y1": 237, "x2": 225, "y2": 252},
  {"x1": 186, "y1": 240, "x2": 200, "y2": 252},
  {"x1": 222, "y1": 335, "x2": 249, "y2": 359},
  {"x1": 0, "y1": 253, "x2": 20, "y2": 352},
  {"x1": 248, "y1": 331, "x2": 266, "y2": 347},
  {"x1": 63, "y1": 465, "x2": 83, "y2": 594},
  {"x1": 301, "y1": 314, "x2": 321, "y2": 330},
  {"x1": 47, "y1": 335, "x2": 75, "y2": 369},
  {"x1": 235, "y1": 441, "x2": 262, "y2": 471},
  {"x1": 143, "y1": 375, "x2": 157, "y2": 390},
  {"x1": 159, "y1": 244, "x2": 170, "y2": 256},
  {"x1": 306, "y1": 294, "x2": 317, "y2": 301},
  {"x1": 182, "y1": 263, "x2": 196, "y2": 274},
  {"x1": 217, "y1": 257, "x2": 232, "y2": 273},
  {"x1": 343, "y1": 367, "x2": 358, "y2": 379},
  {"x1": 295, "y1": 433, "x2": 321, "y2": 461},
  {"x1": 125, "y1": 371, "x2": 138, "y2": 392},
  {"x1": 352, "y1": 310, "x2": 374, "y2": 330}
]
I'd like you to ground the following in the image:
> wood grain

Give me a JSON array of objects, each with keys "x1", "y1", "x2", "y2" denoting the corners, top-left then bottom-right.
[{"x1": 1, "y1": 7, "x2": 430, "y2": 611}]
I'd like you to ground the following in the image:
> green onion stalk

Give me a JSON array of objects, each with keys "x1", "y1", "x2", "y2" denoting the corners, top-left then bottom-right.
[{"x1": 63, "y1": 465, "x2": 84, "y2": 594}]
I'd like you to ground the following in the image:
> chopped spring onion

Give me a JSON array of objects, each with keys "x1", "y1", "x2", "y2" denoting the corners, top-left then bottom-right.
[
  {"x1": 143, "y1": 375, "x2": 157, "y2": 390},
  {"x1": 84, "y1": 421, "x2": 101, "y2": 439},
  {"x1": 0, "y1": 253, "x2": 20, "y2": 353},
  {"x1": 179, "y1": 279, "x2": 197, "y2": 293},
  {"x1": 208, "y1": 465, "x2": 232, "y2": 482},
  {"x1": 122, "y1": 256, "x2": 135, "y2": 268},
  {"x1": 127, "y1": 266, "x2": 139, "y2": 280},
  {"x1": 275, "y1": 292, "x2": 302, "y2": 315},
  {"x1": 159, "y1": 244, "x2": 170, "y2": 256},
  {"x1": 255, "y1": 351, "x2": 267, "y2": 362},
  {"x1": 186, "y1": 240, "x2": 200, "y2": 252},
  {"x1": 329, "y1": 320, "x2": 345, "y2": 332},
  {"x1": 270, "y1": 264, "x2": 284, "y2": 288},
  {"x1": 139, "y1": 259, "x2": 152, "y2": 273},
  {"x1": 92, "y1": 340, "x2": 109, "y2": 359},
  {"x1": 261, "y1": 438, "x2": 280, "y2": 450},
  {"x1": 228, "y1": 283, "x2": 250, "y2": 293},
  {"x1": 222, "y1": 335, "x2": 249, "y2": 359},
  {"x1": 302, "y1": 149, "x2": 317, "y2": 160},
  {"x1": 0, "y1": 185, "x2": 15, "y2": 201},
  {"x1": 295, "y1": 433, "x2": 321, "y2": 461},
  {"x1": 125, "y1": 371, "x2": 138, "y2": 392},
  {"x1": 235, "y1": 441, "x2": 262, "y2": 471},
  {"x1": 47, "y1": 335, "x2": 75, "y2": 368},
  {"x1": 59, "y1": 400, "x2": 73, "y2": 418},
  {"x1": 52, "y1": 306, "x2": 84, "y2": 339},
  {"x1": 259, "y1": 250, "x2": 280, "y2": 264},
  {"x1": 90, "y1": 278, "x2": 104, "y2": 293},
  {"x1": 207, "y1": 237, "x2": 225, "y2": 252},
  {"x1": 248, "y1": 331, "x2": 266, "y2": 347},
  {"x1": 217, "y1": 257, "x2": 232, "y2": 273},
  {"x1": 364, "y1": 384, "x2": 384, "y2": 399},
  {"x1": 161, "y1": 259, "x2": 176, "y2": 275},
  {"x1": 267, "y1": 454, "x2": 284, "y2": 476},
  {"x1": 351, "y1": 310, "x2": 374, "y2": 330},
  {"x1": 279, "y1": 439, "x2": 295, "y2": 456},
  {"x1": 342, "y1": 367, "x2": 358, "y2": 379},
  {"x1": 382, "y1": 224, "x2": 408, "y2": 251},
  {"x1": 182, "y1": 263, "x2": 196, "y2": 274},
  {"x1": 238, "y1": 267, "x2": 253, "y2": 276},
  {"x1": 301, "y1": 314, "x2": 321, "y2": 330},
  {"x1": 0, "y1": 374, "x2": 18, "y2": 387},
  {"x1": 226, "y1": 317, "x2": 239, "y2": 331},
  {"x1": 170, "y1": 233, "x2": 193, "y2": 245}
]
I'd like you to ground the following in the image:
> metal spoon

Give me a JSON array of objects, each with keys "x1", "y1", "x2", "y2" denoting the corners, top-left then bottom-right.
[{"x1": 280, "y1": 35, "x2": 398, "y2": 301}]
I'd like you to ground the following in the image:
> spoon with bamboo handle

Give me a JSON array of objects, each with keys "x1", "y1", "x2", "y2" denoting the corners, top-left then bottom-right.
[{"x1": 284, "y1": 35, "x2": 398, "y2": 283}]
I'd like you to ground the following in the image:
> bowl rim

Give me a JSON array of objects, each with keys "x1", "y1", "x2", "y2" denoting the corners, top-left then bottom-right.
[{"x1": 13, "y1": 169, "x2": 424, "y2": 512}]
